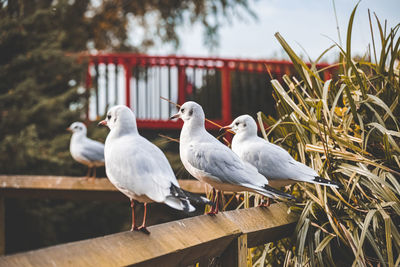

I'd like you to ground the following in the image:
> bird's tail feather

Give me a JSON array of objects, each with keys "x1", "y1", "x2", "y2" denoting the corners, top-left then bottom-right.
[
  {"x1": 165, "y1": 197, "x2": 195, "y2": 212},
  {"x1": 313, "y1": 176, "x2": 343, "y2": 189},
  {"x1": 169, "y1": 184, "x2": 211, "y2": 213},
  {"x1": 242, "y1": 183, "x2": 295, "y2": 200},
  {"x1": 262, "y1": 184, "x2": 296, "y2": 200},
  {"x1": 180, "y1": 189, "x2": 212, "y2": 206}
]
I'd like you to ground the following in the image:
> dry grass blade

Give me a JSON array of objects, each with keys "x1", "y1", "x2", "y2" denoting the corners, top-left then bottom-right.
[{"x1": 260, "y1": 7, "x2": 400, "y2": 265}]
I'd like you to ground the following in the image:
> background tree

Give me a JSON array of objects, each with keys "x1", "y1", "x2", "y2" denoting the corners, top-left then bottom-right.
[{"x1": 0, "y1": 0, "x2": 254, "y2": 174}]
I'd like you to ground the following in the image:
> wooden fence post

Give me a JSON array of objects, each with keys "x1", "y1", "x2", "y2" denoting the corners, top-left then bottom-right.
[{"x1": 220, "y1": 234, "x2": 247, "y2": 267}]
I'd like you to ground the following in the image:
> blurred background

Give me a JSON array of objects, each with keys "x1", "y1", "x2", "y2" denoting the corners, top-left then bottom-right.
[{"x1": 0, "y1": 0, "x2": 398, "y2": 258}]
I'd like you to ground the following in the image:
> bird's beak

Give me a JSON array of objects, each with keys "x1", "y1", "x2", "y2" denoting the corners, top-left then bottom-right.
[
  {"x1": 98, "y1": 120, "x2": 107, "y2": 127},
  {"x1": 169, "y1": 113, "x2": 180, "y2": 120},
  {"x1": 219, "y1": 124, "x2": 232, "y2": 132},
  {"x1": 66, "y1": 127, "x2": 72, "y2": 132}
]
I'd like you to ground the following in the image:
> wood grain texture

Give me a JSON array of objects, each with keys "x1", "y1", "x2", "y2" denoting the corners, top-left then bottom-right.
[
  {"x1": 223, "y1": 202, "x2": 297, "y2": 247},
  {"x1": 220, "y1": 234, "x2": 247, "y2": 267},
  {"x1": 0, "y1": 204, "x2": 297, "y2": 266},
  {"x1": 0, "y1": 175, "x2": 206, "y2": 194},
  {"x1": 0, "y1": 213, "x2": 240, "y2": 267}
]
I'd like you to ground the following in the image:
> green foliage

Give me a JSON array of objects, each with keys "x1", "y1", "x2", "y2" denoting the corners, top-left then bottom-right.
[
  {"x1": 1, "y1": 0, "x2": 254, "y2": 51},
  {"x1": 255, "y1": 6, "x2": 400, "y2": 267},
  {"x1": 0, "y1": 0, "x2": 255, "y2": 175},
  {"x1": 0, "y1": 3, "x2": 86, "y2": 174}
]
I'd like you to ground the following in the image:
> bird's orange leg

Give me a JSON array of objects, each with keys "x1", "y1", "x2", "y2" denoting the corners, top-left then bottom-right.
[
  {"x1": 207, "y1": 188, "x2": 217, "y2": 215},
  {"x1": 138, "y1": 203, "x2": 150, "y2": 234},
  {"x1": 89, "y1": 167, "x2": 96, "y2": 181},
  {"x1": 85, "y1": 167, "x2": 92, "y2": 179},
  {"x1": 258, "y1": 197, "x2": 271, "y2": 207},
  {"x1": 130, "y1": 199, "x2": 138, "y2": 231},
  {"x1": 214, "y1": 190, "x2": 221, "y2": 214}
]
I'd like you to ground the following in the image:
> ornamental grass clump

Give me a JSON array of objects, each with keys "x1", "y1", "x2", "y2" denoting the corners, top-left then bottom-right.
[{"x1": 255, "y1": 5, "x2": 399, "y2": 267}]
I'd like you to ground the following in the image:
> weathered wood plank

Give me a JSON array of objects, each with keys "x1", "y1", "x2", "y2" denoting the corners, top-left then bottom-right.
[
  {"x1": 0, "y1": 213, "x2": 241, "y2": 267},
  {"x1": 223, "y1": 202, "x2": 297, "y2": 247},
  {"x1": 0, "y1": 175, "x2": 207, "y2": 195},
  {"x1": 220, "y1": 234, "x2": 247, "y2": 267},
  {"x1": 0, "y1": 204, "x2": 297, "y2": 266}
]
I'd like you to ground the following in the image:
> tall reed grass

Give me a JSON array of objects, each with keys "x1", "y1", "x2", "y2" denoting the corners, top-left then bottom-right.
[{"x1": 252, "y1": 4, "x2": 400, "y2": 266}]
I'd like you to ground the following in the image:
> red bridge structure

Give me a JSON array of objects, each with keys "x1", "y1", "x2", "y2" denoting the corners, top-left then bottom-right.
[{"x1": 85, "y1": 54, "x2": 333, "y2": 129}]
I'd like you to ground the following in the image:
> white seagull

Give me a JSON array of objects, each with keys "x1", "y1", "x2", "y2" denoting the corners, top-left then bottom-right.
[
  {"x1": 99, "y1": 105, "x2": 209, "y2": 234},
  {"x1": 223, "y1": 115, "x2": 342, "y2": 189},
  {"x1": 170, "y1": 101, "x2": 294, "y2": 214},
  {"x1": 67, "y1": 122, "x2": 105, "y2": 179}
]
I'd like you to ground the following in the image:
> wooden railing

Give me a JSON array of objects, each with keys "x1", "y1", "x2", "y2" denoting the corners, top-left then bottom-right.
[
  {"x1": 0, "y1": 175, "x2": 207, "y2": 200},
  {"x1": 0, "y1": 175, "x2": 210, "y2": 255},
  {"x1": 0, "y1": 176, "x2": 298, "y2": 266}
]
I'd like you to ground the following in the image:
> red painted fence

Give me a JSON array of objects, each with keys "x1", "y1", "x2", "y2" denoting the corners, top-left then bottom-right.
[{"x1": 85, "y1": 54, "x2": 333, "y2": 130}]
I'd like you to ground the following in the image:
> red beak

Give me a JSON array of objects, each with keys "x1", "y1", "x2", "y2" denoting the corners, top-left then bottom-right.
[
  {"x1": 66, "y1": 127, "x2": 72, "y2": 132},
  {"x1": 219, "y1": 124, "x2": 235, "y2": 134},
  {"x1": 98, "y1": 120, "x2": 107, "y2": 126},
  {"x1": 219, "y1": 125, "x2": 231, "y2": 131},
  {"x1": 169, "y1": 113, "x2": 180, "y2": 120}
]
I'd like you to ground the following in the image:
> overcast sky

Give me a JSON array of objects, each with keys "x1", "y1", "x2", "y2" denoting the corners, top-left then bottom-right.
[{"x1": 147, "y1": 0, "x2": 400, "y2": 63}]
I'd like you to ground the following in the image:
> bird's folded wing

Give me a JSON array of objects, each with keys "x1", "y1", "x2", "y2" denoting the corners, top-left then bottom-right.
[
  {"x1": 186, "y1": 142, "x2": 266, "y2": 186},
  {"x1": 242, "y1": 141, "x2": 317, "y2": 181},
  {"x1": 81, "y1": 140, "x2": 105, "y2": 162}
]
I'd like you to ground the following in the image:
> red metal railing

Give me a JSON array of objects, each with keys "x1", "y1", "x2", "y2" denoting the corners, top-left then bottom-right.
[{"x1": 85, "y1": 54, "x2": 333, "y2": 130}]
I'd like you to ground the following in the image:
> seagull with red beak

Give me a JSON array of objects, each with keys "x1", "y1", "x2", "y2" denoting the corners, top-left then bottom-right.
[
  {"x1": 67, "y1": 122, "x2": 104, "y2": 179},
  {"x1": 223, "y1": 115, "x2": 342, "y2": 189},
  {"x1": 170, "y1": 101, "x2": 295, "y2": 214},
  {"x1": 99, "y1": 105, "x2": 210, "y2": 234}
]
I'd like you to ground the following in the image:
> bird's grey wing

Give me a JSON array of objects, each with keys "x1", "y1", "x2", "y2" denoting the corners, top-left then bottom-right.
[
  {"x1": 81, "y1": 139, "x2": 105, "y2": 162},
  {"x1": 244, "y1": 141, "x2": 317, "y2": 181},
  {"x1": 186, "y1": 142, "x2": 266, "y2": 186}
]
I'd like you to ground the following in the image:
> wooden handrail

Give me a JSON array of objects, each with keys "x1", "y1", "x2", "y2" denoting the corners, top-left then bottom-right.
[
  {"x1": 0, "y1": 175, "x2": 212, "y2": 256},
  {"x1": 0, "y1": 175, "x2": 208, "y2": 194},
  {"x1": 0, "y1": 203, "x2": 297, "y2": 267}
]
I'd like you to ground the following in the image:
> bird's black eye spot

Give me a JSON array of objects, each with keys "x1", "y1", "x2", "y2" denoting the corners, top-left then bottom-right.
[
  {"x1": 74, "y1": 126, "x2": 78, "y2": 129},
  {"x1": 107, "y1": 115, "x2": 111, "y2": 120},
  {"x1": 181, "y1": 108, "x2": 185, "y2": 113},
  {"x1": 235, "y1": 122, "x2": 239, "y2": 126},
  {"x1": 189, "y1": 109, "x2": 193, "y2": 116},
  {"x1": 243, "y1": 123, "x2": 246, "y2": 127}
]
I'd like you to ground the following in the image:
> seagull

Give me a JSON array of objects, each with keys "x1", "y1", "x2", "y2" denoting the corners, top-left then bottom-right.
[
  {"x1": 99, "y1": 105, "x2": 209, "y2": 234},
  {"x1": 170, "y1": 101, "x2": 294, "y2": 214},
  {"x1": 67, "y1": 122, "x2": 105, "y2": 179},
  {"x1": 222, "y1": 115, "x2": 342, "y2": 189}
]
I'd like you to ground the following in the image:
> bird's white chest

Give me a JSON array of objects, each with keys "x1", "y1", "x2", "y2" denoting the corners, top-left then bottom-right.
[
  {"x1": 180, "y1": 143, "x2": 209, "y2": 182},
  {"x1": 231, "y1": 136, "x2": 248, "y2": 159},
  {"x1": 104, "y1": 136, "x2": 156, "y2": 203},
  {"x1": 70, "y1": 140, "x2": 89, "y2": 165}
]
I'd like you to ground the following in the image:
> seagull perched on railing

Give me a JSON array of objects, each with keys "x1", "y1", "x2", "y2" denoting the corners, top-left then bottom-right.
[
  {"x1": 222, "y1": 115, "x2": 342, "y2": 189},
  {"x1": 99, "y1": 105, "x2": 210, "y2": 234},
  {"x1": 170, "y1": 101, "x2": 294, "y2": 215},
  {"x1": 67, "y1": 122, "x2": 105, "y2": 180}
]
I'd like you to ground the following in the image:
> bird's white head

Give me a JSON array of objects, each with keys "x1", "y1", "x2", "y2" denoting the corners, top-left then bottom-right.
[
  {"x1": 99, "y1": 105, "x2": 138, "y2": 134},
  {"x1": 170, "y1": 101, "x2": 205, "y2": 126},
  {"x1": 67, "y1": 122, "x2": 87, "y2": 135},
  {"x1": 225, "y1": 115, "x2": 258, "y2": 136}
]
